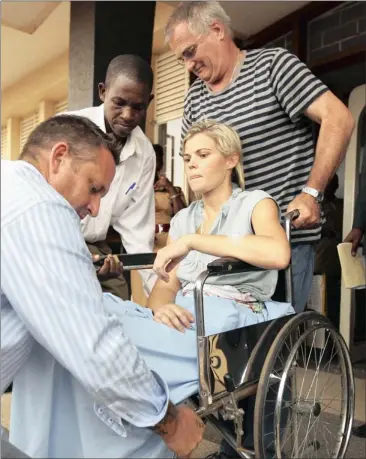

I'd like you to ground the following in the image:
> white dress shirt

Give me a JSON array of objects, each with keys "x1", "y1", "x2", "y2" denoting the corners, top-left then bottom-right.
[
  {"x1": 1, "y1": 160, "x2": 170, "y2": 457},
  {"x1": 66, "y1": 105, "x2": 156, "y2": 291}
]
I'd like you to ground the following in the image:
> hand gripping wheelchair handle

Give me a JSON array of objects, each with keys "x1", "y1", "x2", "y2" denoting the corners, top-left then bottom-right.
[{"x1": 206, "y1": 209, "x2": 300, "y2": 275}]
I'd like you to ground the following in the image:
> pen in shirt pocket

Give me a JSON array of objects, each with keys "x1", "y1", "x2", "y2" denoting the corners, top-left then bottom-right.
[{"x1": 125, "y1": 182, "x2": 136, "y2": 195}]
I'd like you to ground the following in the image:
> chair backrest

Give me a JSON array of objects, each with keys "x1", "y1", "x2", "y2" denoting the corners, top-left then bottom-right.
[{"x1": 272, "y1": 270, "x2": 287, "y2": 302}]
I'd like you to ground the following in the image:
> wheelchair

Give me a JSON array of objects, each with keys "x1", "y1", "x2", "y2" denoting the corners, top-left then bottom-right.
[{"x1": 97, "y1": 210, "x2": 355, "y2": 459}]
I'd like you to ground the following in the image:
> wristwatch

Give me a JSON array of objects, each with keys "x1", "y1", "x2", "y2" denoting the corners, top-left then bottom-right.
[{"x1": 302, "y1": 186, "x2": 324, "y2": 203}]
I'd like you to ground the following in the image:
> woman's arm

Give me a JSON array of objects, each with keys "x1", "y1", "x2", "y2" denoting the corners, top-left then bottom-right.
[
  {"x1": 188, "y1": 198, "x2": 290, "y2": 269},
  {"x1": 153, "y1": 199, "x2": 290, "y2": 282},
  {"x1": 147, "y1": 241, "x2": 194, "y2": 332}
]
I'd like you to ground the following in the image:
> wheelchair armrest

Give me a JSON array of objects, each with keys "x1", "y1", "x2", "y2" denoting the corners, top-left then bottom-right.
[{"x1": 207, "y1": 257, "x2": 265, "y2": 275}]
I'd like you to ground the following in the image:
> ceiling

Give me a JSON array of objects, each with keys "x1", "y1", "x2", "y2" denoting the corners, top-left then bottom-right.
[
  {"x1": 1, "y1": 1, "x2": 60, "y2": 34},
  {"x1": 1, "y1": 2, "x2": 70, "y2": 90},
  {"x1": 1, "y1": 0, "x2": 310, "y2": 90}
]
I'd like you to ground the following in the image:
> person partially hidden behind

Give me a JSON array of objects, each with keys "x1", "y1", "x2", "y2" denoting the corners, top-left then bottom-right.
[
  {"x1": 314, "y1": 174, "x2": 343, "y2": 328},
  {"x1": 1, "y1": 114, "x2": 204, "y2": 459},
  {"x1": 344, "y1": 145, "x2": 366, "y2": 439},
  {"x1": 153, "y1": 143, "x2": 187, "y2": 250}
]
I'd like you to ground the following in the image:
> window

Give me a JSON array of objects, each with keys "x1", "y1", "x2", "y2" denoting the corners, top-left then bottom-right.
[
  {"x1": 55, "y1": 100, "x2": 68, "y2": 114},
  {"x1": 155, "y1": 51, "x2": 189, "y2": 123},
  {"x1": 20, "y1": 113, "x2": 39, "y2": 151},
  {"x1": 1, "y1": 126, "x2": 7, "y2": 158}
]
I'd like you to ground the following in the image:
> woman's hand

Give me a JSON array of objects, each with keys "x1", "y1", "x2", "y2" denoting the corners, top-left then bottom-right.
[
  {"x1": 153, "y1": 236, "x2": 192, "y2": 282},
  {"x1": 93, "y1": 254, "x2": 123, "y2": 282},
  {"x1": 152, "y1": 303, "x2": 194, "y2": 333}
]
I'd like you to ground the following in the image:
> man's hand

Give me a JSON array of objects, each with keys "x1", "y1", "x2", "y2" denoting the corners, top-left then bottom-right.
[
  {"x1": 153, "y1": 236, "x2": 191, "y2": 282},
  {"x1": 286, "y1": 192, "x2": 320, "y2": 229},
  {"x1": 152, "y1": 402, "x2": 205, "y2": 458},
  {"x1": 344, "y1": 228, "x2": 364, "y2": 256},
  {"x1": 152, "y1": 303, "x2": 194, "y2": 333},
  {"x1": 93, "y1": 254, "x2": 123, "y2": 282}
]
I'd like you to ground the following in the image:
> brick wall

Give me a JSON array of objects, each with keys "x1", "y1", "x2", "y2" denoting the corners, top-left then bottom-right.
[
  {"x1": 264, "y1": 31, "x2": 293, "y2": 52},
  {"x1": 308, "y1": 1, "x2": 366, "y2": 62}
]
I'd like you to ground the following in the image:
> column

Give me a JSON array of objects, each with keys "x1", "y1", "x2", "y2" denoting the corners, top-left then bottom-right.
[{"x1": 68, "y1": 1, "x2": 156, "y2": 110}]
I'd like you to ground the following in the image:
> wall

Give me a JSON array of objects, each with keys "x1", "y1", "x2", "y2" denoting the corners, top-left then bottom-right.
[
  {"x1": 308, "y1": 1, "x2": 366, "y2": 62},
  {"x1": 1, "y1": 52, "x2": 69, "y2": 159},
  {"x1": 1, "y1": 52, "x2": 68, "y2": 126}
]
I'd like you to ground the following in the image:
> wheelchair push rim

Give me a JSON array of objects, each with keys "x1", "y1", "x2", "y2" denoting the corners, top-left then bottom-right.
[{"x1": 254, "y1": 311, "x2": 355, "y2": 459}]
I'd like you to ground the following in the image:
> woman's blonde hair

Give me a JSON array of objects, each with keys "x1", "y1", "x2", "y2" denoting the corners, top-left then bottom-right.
[{"x1": 183, "y1": 119, "x2": 245, "y2": 189}]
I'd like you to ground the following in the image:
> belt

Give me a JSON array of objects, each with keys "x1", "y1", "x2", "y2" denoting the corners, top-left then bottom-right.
[{"x1": 155, "y1": 224, "x2": 170, "y2": 234}]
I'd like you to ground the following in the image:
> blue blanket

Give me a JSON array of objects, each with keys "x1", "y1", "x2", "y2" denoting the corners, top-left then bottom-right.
[{"x1": 103, "y1": 292, "x2": 295, "y2": 404}]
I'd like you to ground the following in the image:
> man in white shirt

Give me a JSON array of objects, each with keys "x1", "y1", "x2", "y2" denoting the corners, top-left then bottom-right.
[{"x1": 67, "y1": 54, "x2": 157, "y2": 299}]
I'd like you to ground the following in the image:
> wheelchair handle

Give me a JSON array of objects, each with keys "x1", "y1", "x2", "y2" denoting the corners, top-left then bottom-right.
[
  {"x1": 283, "y1": 209, "x2": 300, "y2": 244},
  {"x1": 284, "y1": 209, "x2": 300, "y2": 222}
]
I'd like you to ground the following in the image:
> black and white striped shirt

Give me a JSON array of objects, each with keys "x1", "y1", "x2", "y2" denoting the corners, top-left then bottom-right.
[{"x1": 181, "y1": 48, "x2": 328, "y2": 244}]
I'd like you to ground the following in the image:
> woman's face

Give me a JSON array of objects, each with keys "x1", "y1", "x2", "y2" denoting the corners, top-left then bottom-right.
[{"x1": 183, "y1": 133, "x2": 237, "y2": 194}]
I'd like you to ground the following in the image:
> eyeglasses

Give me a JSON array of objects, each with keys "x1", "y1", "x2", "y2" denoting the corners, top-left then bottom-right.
[{"x1": 177, "y1": 35, "x2": 203, "y2": 66}]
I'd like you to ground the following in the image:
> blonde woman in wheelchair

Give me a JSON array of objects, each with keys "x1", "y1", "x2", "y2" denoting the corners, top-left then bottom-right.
[
  {"x1": 99, "y1": 120, "x2": 295, "y2": 458},
  {"x1": 147, "y1": 119, "x2": 294, "y2": 336}
]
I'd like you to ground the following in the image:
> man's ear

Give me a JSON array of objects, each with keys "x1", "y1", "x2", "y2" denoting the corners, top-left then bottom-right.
[
  {"x1": 211, "y1": 20, "x2": 225, "y2": 40},
  {"x1": 49, "y1": 142, "x2": 70, "y2": 174},
  {"x1": 98, "y1": 82, "x2": 106, "y2": 103},
  {"x1": 148, "y1": 93, "x2": 155, "y2": 106}
]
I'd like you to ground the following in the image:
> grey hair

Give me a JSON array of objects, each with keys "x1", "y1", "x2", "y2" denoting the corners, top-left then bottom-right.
[{"x1": 165, "y1": 1, "x2": 233, "y2": 42}]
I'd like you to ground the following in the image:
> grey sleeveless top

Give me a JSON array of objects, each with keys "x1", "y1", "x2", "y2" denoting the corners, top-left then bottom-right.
[{"x1": 169, "y1": 185, "x2": 279, "y2": 301}]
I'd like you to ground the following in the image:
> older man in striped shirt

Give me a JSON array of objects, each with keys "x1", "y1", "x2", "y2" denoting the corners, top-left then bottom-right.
[{"x1": 0, "y1": 115, "x2": 204, "y2": 458}]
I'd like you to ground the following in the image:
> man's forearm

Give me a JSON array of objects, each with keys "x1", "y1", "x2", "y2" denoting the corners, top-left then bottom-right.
[
  {"x1": 306, "y1": 115, "x2": 354, "y2": 192},
  {"x1": 150, "y1": 401, "x2": 178, "y2": 436}
]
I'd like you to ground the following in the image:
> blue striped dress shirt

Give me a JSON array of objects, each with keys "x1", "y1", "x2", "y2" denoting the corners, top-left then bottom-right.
[{"x1": 1, "y1": 160, "x2": 171, "y2": 457}]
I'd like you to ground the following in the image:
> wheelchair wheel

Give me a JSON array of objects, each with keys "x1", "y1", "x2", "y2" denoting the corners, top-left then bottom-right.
[{"x1": 254, "y1": 311, "x2": 354, "y2": 459}]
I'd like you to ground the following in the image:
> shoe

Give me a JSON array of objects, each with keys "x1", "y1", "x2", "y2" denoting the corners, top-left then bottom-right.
[{"x1": 353, "y1": 423, "x2": 366, "y2": 438}]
